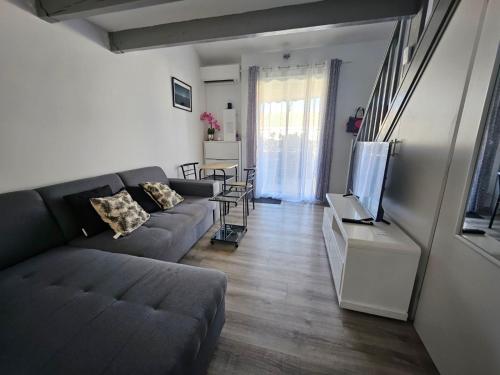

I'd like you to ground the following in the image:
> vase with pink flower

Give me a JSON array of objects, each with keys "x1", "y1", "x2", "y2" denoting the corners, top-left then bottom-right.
[{"x1": 200, "y1": 111, "x2": 221, "y2": 141}]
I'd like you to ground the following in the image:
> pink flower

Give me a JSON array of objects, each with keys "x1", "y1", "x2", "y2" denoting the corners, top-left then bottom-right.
[{"x1": 200, "y1": 112, "x2": 221, "y2": 131}]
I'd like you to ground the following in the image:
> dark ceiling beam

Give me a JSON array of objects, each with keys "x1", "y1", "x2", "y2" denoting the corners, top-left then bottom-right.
[
  {"x1": 36, "y1": 0, "x2": 182, "y2": 23},
  {"x1": 109, "y1": 0, "x2": 421, "y2": 53}
]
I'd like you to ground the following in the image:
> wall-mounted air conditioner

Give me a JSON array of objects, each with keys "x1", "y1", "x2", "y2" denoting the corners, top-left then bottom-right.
[{"x1": 201, "y1": 64, "x2": 240, "y2": 84}]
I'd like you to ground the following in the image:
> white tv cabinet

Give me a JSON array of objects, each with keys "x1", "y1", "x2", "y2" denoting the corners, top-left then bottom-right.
[{"x1": 322, "y1": 194, "x2": 420, "y2": 320}]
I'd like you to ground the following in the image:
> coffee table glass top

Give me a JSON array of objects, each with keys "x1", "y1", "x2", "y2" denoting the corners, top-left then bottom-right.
[{"x1": 209, "y1": 190, "x2": 247, "y2": 203}]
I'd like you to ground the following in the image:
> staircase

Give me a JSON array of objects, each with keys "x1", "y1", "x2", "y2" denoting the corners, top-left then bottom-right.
[{"x1": 355, "y1": 0, "x2": 460, "y2": 143}]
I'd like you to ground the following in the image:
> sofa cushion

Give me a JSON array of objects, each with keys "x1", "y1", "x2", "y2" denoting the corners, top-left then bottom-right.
[
  {"x1": 0, "y1": 246, "x2": 227, "y2": 375},
  {"x1": 37, "y1": 173, "x2": 124, "y2": 241},
  {"x1": 69, "y1": 226, "x2": 178, "y2": 261},
  {"x1": 118, "y1": 166, "x2": 169, "y2": 187},
  {"x1": 69, "y1": 194, "x2": 217, "y2": 263},
  {"x1": 63, "y1": 185, "x2": 113, "y2": 237},
  {"x1": 177, "y1": 195, "x2": 217, "y2": 211},
  {"x1": 169, "y1": 178, "x2": 220, "y2": 198},
  {"x1": 0, "y1": 190, "x2": 64, "y2": 270},
  {"x1": 142, "y1": 181, "x2": 184, "y2": 210},
  {"x1": 126, "y1": 186, "x2": 160, "y2": 213},
  {"x1": 90, "y1": 190, "x2": 150, "y2": 237},
  {"x1": 145, "y1": 212, "x2": 198, "y2": 238},
  {"x1": 169, "y1": 196, "x2": 214, "y2": 218}
]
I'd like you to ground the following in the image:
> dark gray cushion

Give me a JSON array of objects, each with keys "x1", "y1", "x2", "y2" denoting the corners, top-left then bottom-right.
[
  {"x1": 118, "y1": 166, "x2": 169, "y2": 187},
  {"x1": 180, "y1": 196, "x2": 218, "y2": 235},
  {"x1": 70, "y1": 199, "x2": 213, "y2": 263},
  {"x1": 144, "y1": 210, "x2": 201, "y2": 261},
  {"x1": 126, "y1": 186, "x2": 160, "y2": 213},
  {"x1": 63, "y1": 185, "x2": 114, "y2": 237},
  {"x1": 179, "y1": 195, "x2": 217, "y2": 210},
  {"x1": 169, "y1": 178, "x2": 219, "y2": 197},
  {"x1": 69, "y1": 226, "x2": 178, "y2": 261},
  {"x1": 0, "y1": 246, "x2": 227, "y2": 375},
  {"x1": 0, "y1": 190, "x2": 64, "y2": 270},
  {"x1": 146, "y1": 212, "x2": 198, "y2": 239},
  {"x1": 166, "y1": 200, "x2": 211, "y2": 223},
  {"x1": 149, "y1": 196, "x2": 216, "y2": 246},
  {"x1": 37, "y1": 174, "x2": 124, "y2": 241}
]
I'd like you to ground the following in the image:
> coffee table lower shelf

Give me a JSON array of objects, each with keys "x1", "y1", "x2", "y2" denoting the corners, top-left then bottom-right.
[{"x1": 211, "y1": 224, "x2": 247, "y2": 248}]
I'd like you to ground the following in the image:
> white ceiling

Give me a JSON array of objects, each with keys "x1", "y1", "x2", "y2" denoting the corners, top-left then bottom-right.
[
  {"x1": 88, "y1": 0, "x2": 320, "y2": 32},
  {"x1": 194, "y1": 21, "x2": 396, "y2": 65}
]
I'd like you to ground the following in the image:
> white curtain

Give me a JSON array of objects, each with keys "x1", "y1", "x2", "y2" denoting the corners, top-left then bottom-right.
[{"x1": 256, "y1": 64, "x2": 328, "y2": 202}]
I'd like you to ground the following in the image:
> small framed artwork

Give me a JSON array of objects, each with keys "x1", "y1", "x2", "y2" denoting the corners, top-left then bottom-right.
[{"x1": 171, "y1": 77, "x2": 192, "y2": 112}]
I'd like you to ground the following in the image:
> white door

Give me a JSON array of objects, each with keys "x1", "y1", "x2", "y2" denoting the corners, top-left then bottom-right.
[{"x1": 413, "y1": 1, "x2": 500, "y2": 373}]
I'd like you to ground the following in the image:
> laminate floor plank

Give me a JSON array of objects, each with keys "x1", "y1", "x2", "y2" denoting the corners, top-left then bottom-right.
[{"x1": 181, "y1": 202, "x2": 437, "y2": 374}]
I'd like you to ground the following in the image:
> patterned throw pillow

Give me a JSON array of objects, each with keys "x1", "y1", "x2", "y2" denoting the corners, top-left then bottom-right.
[
  {"x1": 141, "y1": 182, "x2": 184, "y2": 210},
  {"x1": 90, "y1": 190, "x2": 150, "y2": 238}
]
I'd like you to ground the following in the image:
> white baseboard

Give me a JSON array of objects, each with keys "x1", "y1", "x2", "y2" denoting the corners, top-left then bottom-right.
[{"x1": 340, "y1": 299, "x2": 408, "y2": 321}]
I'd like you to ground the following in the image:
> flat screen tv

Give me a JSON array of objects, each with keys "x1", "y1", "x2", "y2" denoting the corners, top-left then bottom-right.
[{"x1": 350, "y1": 141, "x2": 391, "y2": 222}]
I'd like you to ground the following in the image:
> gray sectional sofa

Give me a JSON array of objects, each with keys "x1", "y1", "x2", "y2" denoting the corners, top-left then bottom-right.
[{"x1": 0, "y1": 166, "x2": 226, "y2": 375}]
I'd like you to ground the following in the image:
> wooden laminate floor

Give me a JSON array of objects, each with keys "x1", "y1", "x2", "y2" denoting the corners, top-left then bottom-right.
[
  {"x1": 464, "y1": 216, "x2": 500, "y2": 241},
  {"x1": 181, "y1": 202, "x2": 437, "y2": 374}
]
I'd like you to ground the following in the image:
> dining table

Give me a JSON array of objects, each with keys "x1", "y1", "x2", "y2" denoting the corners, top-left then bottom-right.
[{"x1": 198, "y1": 162, "x2": 238, "y2": 191}]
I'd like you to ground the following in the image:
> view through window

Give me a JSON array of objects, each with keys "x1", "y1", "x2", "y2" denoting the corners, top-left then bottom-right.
[{"x1": 256, "y1": 64, "x2": 327, "y2": 202}]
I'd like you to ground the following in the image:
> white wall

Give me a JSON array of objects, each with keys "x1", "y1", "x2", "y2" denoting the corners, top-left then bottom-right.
[
  {"x1": 204, "y1": 82, "x2": 241, "y2": 140},
  {"x1": 412, "y1": 0, "x2": 500, "y2": 373},
  {"x1": 0, "y1": 1, "x2": 205, "y2": 193},
  {"x1": 381, "y1": 0, "x2": 488, "y2": 318},
  {"x1": 239, "y1": 40, "x2": 389, "y2": 191}
]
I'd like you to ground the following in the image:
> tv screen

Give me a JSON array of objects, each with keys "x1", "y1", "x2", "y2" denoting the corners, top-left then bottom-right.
[{"x1": 351, "y1": 142, "x2": 391, "y2": 221}]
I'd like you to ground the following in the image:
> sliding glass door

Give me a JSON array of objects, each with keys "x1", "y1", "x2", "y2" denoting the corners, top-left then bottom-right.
[{"x1": 256, "y1": 65, "x2": 328, "y2": 202}]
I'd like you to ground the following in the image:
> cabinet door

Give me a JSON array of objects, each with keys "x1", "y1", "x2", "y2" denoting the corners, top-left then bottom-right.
[
  {"x1": 204, "y1": 158, "x2": 239, "y2": 167},
  {"x1": 204, "y1": 142, "x2": 239, "y2": 159},
  {"x1": 323, "y1": 208, "x2": 344, "y2": 298}
]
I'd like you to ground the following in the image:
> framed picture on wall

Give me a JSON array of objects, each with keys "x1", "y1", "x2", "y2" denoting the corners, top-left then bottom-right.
[{"x1": 171, "y1": 77, "x2": 192, "y2": 112}]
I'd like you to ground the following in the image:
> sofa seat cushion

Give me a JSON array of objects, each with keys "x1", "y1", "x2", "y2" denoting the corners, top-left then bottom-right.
[
  {"x1": 145, "y1": 212, "x2": 197, "y2": 237},
  {"x1": 169, "y1": 196, "x2": 215, "y2": 217},
  {"x1": 69, "y1": 226, "x2": 178, "y2": 262},
  {"x1": 0, "y1": 246, "x2": 227, "y2": 375},
  {"x1": 70, "y1": 196, "x2": 216, "y2": 263}
]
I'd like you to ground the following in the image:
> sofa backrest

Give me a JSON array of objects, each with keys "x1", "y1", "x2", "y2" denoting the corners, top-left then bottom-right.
[
  {"x1": 118, "y1": 166, "x2": 169, "y2": 187},
  {"x1": 0, "y1": 190, "x2": 65, "y2": 270},
  {"x1": 37, "y1": 173, "x2": 124, "y2": 241}
]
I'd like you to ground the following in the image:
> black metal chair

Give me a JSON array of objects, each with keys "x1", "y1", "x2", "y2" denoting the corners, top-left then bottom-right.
[
  {"x1": 227, "y1": 168, "x2": 256, "y2": 214},
  {"x1": 488, "y1": 171, "x2": 500, "y2": 229},
  {"x1": 180, "y1": 162, "x2": 198, "y2": 180}
]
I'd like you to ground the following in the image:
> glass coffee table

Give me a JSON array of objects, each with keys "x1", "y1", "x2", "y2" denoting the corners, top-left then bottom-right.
[{"x1": 209, "y1": 190, "x2": 248, "y2": 248}]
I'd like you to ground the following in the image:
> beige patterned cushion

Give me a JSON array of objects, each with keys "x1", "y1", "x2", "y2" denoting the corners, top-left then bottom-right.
[
  {"x1": 90, "y1": 190, "x2": 150, "y2": 238},
  {"x1": 141, "y1": 182, "x2": 184, "y2": 210}
]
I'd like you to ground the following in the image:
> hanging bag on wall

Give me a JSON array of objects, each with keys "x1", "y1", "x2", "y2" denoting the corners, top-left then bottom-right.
[{"x1": 346, "y1": 107, "x2": 365, "y2": 134}]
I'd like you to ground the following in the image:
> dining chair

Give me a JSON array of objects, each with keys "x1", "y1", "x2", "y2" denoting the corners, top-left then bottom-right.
[
  {"x1": 228, "y1": 168, "x2": 256, "y2": 214},
  {"x1": 180, "y1": 162, "x2": 199, "y2": 180}
]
